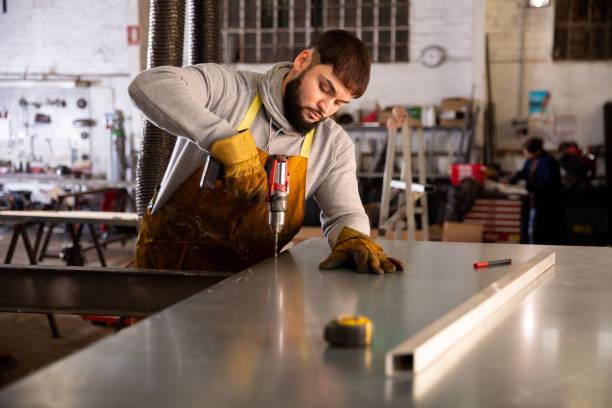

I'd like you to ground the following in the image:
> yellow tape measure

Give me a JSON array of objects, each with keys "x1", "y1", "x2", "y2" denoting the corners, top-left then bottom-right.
[{"x1": 324, "y1": 315, "x2": 373, "y2": 347}]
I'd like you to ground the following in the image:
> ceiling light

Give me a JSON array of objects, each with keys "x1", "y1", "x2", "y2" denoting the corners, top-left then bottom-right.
[{"x1": 528, "y1": 0, "x2": 551, "y2": 8}]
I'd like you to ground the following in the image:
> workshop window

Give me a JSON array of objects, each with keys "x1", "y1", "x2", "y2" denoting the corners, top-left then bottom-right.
[
  {"x1": 553, "y1": 0, "x2": 612, "y2": 60},
  {"x1": 221, "y1": 0, "x2": 410, "y2": 63}
]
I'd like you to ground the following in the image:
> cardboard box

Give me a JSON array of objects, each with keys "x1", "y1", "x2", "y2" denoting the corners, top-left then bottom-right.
[
  {"x1": 377, "y1": 108, "x2": 394, "y2": 125},
  {"x1": 440, "y1": 97, "x2": 470, "y2": 127},
  {"x1": 442, "y1": 222, "x2": 483, "y2": 242}
]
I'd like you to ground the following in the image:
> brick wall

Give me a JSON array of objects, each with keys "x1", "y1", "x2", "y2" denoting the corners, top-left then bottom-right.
[
  {"x1": 0, "y1": 0, "x2": 130, "y2": 74},
  {"x1": 487, "y1": 0, "x2": 553, "y2": 63},
  {"x1": 411, "y1": 0, "x2": 474, "y2": 62},
  {"x1": 366, "y1": 0, "x2": 478, "y2": 107}
]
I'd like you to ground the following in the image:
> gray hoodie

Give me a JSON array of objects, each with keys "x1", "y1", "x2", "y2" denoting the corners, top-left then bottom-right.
[{"x1": 128, "y1": 62, "x2": 370, "y2": 244}]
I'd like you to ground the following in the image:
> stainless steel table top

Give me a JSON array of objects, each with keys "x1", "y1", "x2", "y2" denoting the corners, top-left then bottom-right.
[{"x1": 1, "y1": 239, "x2": 611, "y2": 407}]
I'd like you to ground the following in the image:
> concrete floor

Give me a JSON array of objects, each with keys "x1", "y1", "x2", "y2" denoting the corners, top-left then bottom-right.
[{"x1": 0, "y1": 225, "x2": 136, "y2": 388}]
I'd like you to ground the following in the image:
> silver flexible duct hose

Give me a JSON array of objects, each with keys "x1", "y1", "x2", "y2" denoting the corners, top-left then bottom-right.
[
  {"x1": 135, "y1": 0, "x2": 186, "y2": 216},
  {"x1": 187, "y1": 0, "x2": 222, "y2": 65}
]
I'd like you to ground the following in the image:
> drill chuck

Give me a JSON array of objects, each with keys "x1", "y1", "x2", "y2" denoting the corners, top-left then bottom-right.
[{"x1": 269, "y1": 210, "x2": 285, "y2": 234}]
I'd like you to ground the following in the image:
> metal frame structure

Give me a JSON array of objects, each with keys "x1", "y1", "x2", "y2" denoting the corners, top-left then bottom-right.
[
  {"x1": 553, "y1": 0, "x2": 612, "y2": 60},
  {"x1": 37, "y1": 187, "x2": 135, "y2": 263},
  {"x1": 1, "y1": 211, "x2": 139, "y2": 267},
  {"x1": 1, "y1": 210, "x2": 140, "y2": 336}
]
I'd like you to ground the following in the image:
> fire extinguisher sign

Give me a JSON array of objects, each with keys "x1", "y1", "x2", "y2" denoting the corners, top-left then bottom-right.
[{"x1": 127, "y1": 25, "x2": 141, "y2": 46}]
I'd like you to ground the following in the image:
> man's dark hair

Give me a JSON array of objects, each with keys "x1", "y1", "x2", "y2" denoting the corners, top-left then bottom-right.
[
  {"x1": 523, "y1": 137, "x2": 544, "y2": 153},
  {"x1": 308, "y1": 29, "x2": 371, "y2": 98}
]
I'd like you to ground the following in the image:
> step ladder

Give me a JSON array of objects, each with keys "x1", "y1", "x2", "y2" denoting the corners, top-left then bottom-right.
[{"x1": 378, "y1": 108, "x2": 429, "y2": 241}]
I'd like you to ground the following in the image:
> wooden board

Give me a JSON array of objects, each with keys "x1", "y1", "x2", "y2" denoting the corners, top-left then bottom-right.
[
  {"x1": 385, "y1": 251, "x2": 556, "y2": 376},
  {"x1": 0, "y1": 210, "x2": 139, "y2": 226}
]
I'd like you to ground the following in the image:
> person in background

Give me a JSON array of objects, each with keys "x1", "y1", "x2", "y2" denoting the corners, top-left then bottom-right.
[{"x1": 509, "y1": 137, "x2": 563, "y2": 244}]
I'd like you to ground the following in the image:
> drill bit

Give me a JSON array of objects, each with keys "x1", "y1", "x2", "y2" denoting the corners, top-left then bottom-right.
[
  {"x1": 270, "y1": 212, "x2": 284, "y2": 258},
  {"x1": 274, "y1": 233, "x2": 279, "y2": 259}
]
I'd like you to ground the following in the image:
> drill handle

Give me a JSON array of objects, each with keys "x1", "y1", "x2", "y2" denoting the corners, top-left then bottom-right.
[{"x1": 266, "y1": 155, "x2": 290, "y2": 199}]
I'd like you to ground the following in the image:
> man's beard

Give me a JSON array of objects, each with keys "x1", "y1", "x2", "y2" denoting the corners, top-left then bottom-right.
[{"x1": 283, "y1": 71, "x2": 322, "y2": 134}]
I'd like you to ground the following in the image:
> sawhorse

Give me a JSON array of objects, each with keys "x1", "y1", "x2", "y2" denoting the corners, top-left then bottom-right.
[{"x1": 4, "y1": 222, "x2": 60, "y2": 337}]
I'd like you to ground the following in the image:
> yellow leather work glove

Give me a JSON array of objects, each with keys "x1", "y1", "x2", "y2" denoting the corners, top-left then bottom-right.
[
  {"x1": 319, "y1": 227, "x2": 404, "y2": 274},
  {"x1": 210, "y1": 130, "x2": 267, "y2": 202}
]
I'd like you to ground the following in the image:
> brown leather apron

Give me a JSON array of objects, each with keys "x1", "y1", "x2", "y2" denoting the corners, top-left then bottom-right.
[{"x1": 134, "y1": 95, "x2": 315, "y2": 272}]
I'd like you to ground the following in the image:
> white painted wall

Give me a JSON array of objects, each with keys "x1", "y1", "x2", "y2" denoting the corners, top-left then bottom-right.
[
  {"x1": 0, "y1": 0, "x2": 142, "y2": 178},
  {"x1": 487, "y1": 0, "x2": 612, "y2": 150},
  {"x1": 364, "y1": 0, "x2": 479, "y2": 106}
]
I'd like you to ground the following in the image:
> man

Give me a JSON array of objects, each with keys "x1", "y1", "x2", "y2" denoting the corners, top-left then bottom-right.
[
  {"x1": 129, "y1": 29, "x2": 402, "y2": 274},
  {"x1": 509, "y1": 137, "x2": 563, "y2": 244}
]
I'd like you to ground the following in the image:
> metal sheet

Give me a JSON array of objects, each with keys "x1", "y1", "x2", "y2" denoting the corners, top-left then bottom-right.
[
  {"x1": 1, "y1": 239, "x2": 612, "y2": 406},
  {"x1": 0, "y1": 264, "x2": 231, "y2": 316}
]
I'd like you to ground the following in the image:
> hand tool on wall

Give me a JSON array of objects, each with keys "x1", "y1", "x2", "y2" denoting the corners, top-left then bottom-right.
[
  {"x1": 34, "y1": 113, "x2": 51, "y2": 124},
  {"x1": 46, "y1": 98, "x2": 66, "y2": 107},
  {"x1": 73, "y1": 119, "x2": 97, "y2": 128},
  {"x1": 266, "y1": 155, "x2": 289, "y2": 258}
]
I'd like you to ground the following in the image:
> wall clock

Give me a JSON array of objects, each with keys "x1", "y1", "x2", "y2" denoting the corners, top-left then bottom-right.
[{"x1": 420, "y1": 45, "x2": 447, "y2": 68}]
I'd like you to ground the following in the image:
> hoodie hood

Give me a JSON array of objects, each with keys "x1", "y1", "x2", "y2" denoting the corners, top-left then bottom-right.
[{"x1": 257, "y1": 62, "x2": 300, "y2": 135}]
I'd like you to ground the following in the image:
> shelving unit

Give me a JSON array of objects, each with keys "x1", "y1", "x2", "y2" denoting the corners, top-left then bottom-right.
[{"x1": 345, "y1": 124, "x2": 473, "y2": 181}]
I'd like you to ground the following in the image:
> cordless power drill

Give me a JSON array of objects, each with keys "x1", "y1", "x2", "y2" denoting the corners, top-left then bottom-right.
[{"x1": 267, "y1": 155, "x2": 289, "y2": 256}]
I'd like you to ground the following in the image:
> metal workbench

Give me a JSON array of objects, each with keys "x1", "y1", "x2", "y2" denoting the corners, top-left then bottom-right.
[
  {"x1": 1, "y1": 238, "x2": 611, "y2": 406},
  {"x1": 1, "y1": 210, "x2": 139, "y2": 267}
]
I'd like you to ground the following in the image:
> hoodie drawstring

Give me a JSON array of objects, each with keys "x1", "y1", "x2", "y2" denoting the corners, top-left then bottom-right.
[{"x1": 265, "y1": 119, "x2": 284, "y2": 154}]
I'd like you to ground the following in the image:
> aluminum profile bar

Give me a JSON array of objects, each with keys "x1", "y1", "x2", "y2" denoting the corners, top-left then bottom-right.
[{"x1": 385, "y1": 251, "x2": 556, "y2": 376}]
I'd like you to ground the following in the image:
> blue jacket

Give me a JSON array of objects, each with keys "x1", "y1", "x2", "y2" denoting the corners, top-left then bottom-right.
[
  {"x1": 511, "y1": 151, "x2": 561, "y2": 200},
  {"x1": 510, "y1": 151, "x2": 563, "y2": 244}
]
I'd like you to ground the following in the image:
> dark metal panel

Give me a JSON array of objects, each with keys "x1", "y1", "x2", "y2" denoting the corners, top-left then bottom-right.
[{"x1": 0, "y1": 264, "x2": 231, "y2": 316}]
